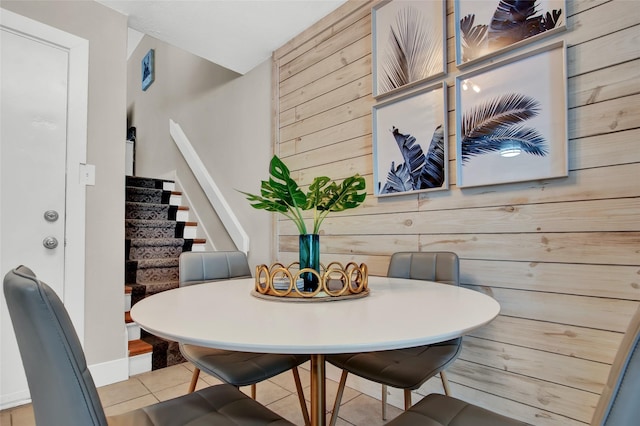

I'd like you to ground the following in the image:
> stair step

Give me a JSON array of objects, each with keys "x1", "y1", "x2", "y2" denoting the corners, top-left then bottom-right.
[
  {"x1": 126, "y1": 313, "x2": 141, "y2": 341},
  {"x1": 126, "y1": 176, "x2": 175, "y2": 191},
  {"x1": 169, "y1": 193, "x2": 182, "y2": 206},
  {"x1": 128, "y1": 339, "x2": 152, "y2": 356},
  {"x1": 128, "y1": 339, "x2": 152, "y2": 376},
  {"x1": 176, "y1": 206, "x2": 189, "y2": 222},
  {"x1": 125, "y1": 285, "x2": 132, "y2": 311}
]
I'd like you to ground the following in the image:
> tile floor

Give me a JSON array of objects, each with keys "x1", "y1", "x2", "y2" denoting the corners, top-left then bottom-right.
[{"x1": 0, "y1": 361, "x2": 403, "y2": 425}]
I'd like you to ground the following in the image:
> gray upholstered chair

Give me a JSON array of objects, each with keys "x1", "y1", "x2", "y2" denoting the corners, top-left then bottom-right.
[
  {"x1": 387, "y1": 304, "x2": 640, "y2": 426},
  {"x1": 3, "y1": 265, "x2": 294, "y2": 426},
  {"x1": 327, "y1": 252, "x2": 462, "y2": 424},
  {"x1": 178, "y1": 251, "x2": 310, "y2": 424}
]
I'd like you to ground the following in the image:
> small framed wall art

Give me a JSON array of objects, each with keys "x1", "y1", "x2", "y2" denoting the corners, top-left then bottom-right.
[
  {"x1": 142, "y1": 49, "x2": 154, "y2": 91},
  {"x1": 454, "y1": 0, "x2": 566, "y2": 68},
  {"x1": 372, "y1": 0, "x2": 446, "y2": 98},
  {"x1": 455, "y1": 41, "x2": 568, "y2": 188},
  {"x1": 373, "y1": 82, "x2": 448, "y2": 197}
]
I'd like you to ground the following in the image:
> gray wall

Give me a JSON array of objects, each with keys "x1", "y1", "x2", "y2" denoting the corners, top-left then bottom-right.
[
  {"x1": 2, "y1": 0, "x2": 127, "y2": 365},
  {"x1": 127, "y1": 36, "x2": 274, "y2": 267}
]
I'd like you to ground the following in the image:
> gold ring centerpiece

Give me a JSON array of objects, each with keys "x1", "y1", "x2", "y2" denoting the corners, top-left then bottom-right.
[{"x1": 252, "y1": 261, "x2": 369, "y2": 302}]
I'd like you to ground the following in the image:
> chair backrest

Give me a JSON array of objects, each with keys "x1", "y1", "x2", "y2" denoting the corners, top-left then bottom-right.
[
  {"x1": 179, "y1": 250, "x2": 251, "y2": 286},
  {"x1": 387, "y1": 252, "x2": 459, "y2": 286},
  {"x1": 591, "y1": 305, "x2": 640, "y2": 425},
  {"x1": 3, "y1": 266, "x2": 108, "y2": 426}
]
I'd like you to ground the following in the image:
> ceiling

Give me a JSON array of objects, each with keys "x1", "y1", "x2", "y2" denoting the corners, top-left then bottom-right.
[{"x1": 96, "y1": 0, "x2": 347, "y2": 75}]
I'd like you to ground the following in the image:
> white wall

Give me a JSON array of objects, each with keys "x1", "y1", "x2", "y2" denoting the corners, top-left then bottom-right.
[{"x1": 127, "y1": 36, "x2": 274, "y2": 266}]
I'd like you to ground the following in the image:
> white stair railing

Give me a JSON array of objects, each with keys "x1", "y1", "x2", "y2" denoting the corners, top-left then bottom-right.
[{"x1": 169, "y1": 119, "x2": 249, "y2": 253}]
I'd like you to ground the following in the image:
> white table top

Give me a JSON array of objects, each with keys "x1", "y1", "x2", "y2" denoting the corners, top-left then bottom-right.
[{"x1": 130, "y1": 276, "x2": 500, "y2": 354}]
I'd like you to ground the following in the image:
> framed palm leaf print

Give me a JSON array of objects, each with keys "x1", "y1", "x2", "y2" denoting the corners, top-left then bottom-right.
[
  {"x1": 455, "y1": 0, "x2": 566, "y2": 68},
  {"x1": 455, "y1": 41, "x2": 568, "y2": 188},
  {"x1": 372, "y1": 0, "x2": 446, "y2": 98},
  {"x1": 373, "y1": 82, "x2": 448, "y2": 197}
]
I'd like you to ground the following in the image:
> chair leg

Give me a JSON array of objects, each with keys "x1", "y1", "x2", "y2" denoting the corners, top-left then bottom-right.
[
  {"x1": 381, "y1": 384, "x2": 388, "y2": 420},
  {"x1": 329, "y1": 370, "x2": 348, "y2": 426},
  {"x1": 292, "y1": 367, "x2": 310, "y2": 426},
  {"x1": 251, "y1": 383, "x2": 257, "y2": 399},
  {"x1": 440, "y1": 370, "x2": 452, "y2": 396},
  {"x1": 404, "y1": 389, "x2": 412, "y2": 410},
  {"x1": 188, "y1": 368, "x2": 200, "y2": 393}
]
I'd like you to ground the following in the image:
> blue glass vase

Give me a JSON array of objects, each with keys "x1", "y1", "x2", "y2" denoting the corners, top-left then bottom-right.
[{"x1": 299, "y1": 234, "x2": 320, "y2": 292}]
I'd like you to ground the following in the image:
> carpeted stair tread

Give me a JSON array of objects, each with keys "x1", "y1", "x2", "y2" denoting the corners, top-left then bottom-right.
[
  {"x1": 126, "y1": 259, "x2": 180, "y2": 285},
  {"x1": 126, "y1": 176, "x2": 174, "y2": 189},
  {"x1": 126, "y1": 220, "x2": 178, "y2": 239},
  {"x1": 125, "y1": 186, "x2": 172, "y2": 204},
  {"x1": 126, "y1": 219, "x2": 176, "y2": 227},
  {"x1": 128, "y1": 238, "x2": 186, "y2": 247},
  {"x1": 137, "y1": 280, "x2": 179, "y2": 295},
  {"x1": 135, "y1": 267, "x2": 179, "y2": 284},
  {"x1": 126, "y1": 202, "x2": 171, "y2": 220},
  {"x1": 129, "y1": 258, "x2": 179, "y2": 269}
]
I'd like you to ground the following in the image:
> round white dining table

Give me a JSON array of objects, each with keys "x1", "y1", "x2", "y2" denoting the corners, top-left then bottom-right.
[{"x1": 130, "y1": 275, "x2": 500, "y2": 426}]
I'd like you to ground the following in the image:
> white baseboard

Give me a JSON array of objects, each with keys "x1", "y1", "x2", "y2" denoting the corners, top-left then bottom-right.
[
  {"x1": 0, "y1": 389, "x2": 31, "y2": 411},
  {"x1": 129, "y1": 353, "x2": 152, "y2": 376},
  {"x1": 89, "y1": 357, "x2": 129, "y2": 388},
  {"x1": 0, "y1": 358, "x2": 131, "y2": 410}
]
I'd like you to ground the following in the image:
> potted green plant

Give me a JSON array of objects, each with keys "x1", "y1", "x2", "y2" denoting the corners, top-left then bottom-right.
[{"x1": 240, "y1": 155, "x2": 366, "y2": 291}]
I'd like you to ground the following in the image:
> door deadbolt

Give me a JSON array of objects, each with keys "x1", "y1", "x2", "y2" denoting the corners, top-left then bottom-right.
[
  {"x1": 43, "y1": 236, "x2": 59, "y2": 249},
  {"x1": 44, "y1": 210, "x2": 59, "y2": 222}
]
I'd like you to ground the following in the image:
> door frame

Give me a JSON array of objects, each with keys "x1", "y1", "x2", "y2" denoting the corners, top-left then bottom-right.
[{"x1": 1, "y1": 9, "x2": 88, "y2": 342}]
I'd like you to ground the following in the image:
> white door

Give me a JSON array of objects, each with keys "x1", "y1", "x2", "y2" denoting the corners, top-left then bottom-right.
[{"x1": 0, "y1": 9, "x2": 88, "y2": 409}]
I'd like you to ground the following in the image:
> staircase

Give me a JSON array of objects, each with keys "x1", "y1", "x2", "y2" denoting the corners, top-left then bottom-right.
[{"x1": 124, "y1": 176, "x2": 205, "y2": 374}]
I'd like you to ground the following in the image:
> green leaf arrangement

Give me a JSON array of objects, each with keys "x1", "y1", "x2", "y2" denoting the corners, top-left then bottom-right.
[{"x1": 240, "y1": 155, "x2": 366, "y2": 235}]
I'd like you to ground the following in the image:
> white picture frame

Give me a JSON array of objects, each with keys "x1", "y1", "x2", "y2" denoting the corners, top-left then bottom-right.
[
  {"x1": 372, "y1": 0, "x2": 446, "y2": 98},
  {"x1": 373, "y1": 82, "x2": 448, "y2": 197},
  {"x1": 454, "y1": 0, "x2": 566, "y2": 68},
  {"x1": 455, "y1": 41, "x2": 568, "y2": 188}
]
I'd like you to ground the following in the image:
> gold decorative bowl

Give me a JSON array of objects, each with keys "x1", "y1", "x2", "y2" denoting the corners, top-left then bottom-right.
[{"x1": 252, "y1": 261, "x2": 369, "y2": 302}]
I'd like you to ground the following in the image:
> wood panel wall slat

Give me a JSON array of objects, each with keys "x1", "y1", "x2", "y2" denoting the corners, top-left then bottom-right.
[
  {"x1": 279, "y1": 13, "x2": 371, "y2": 82},
  {"x1": 438, "y1": 382, "x2": 585, "y2": 426},
  {"x1": 280, "y1": 95, "x2": 372, "y2": 141},
  {"x1": 460, "y1": 259, "x2": 640, "y2": 300},
  {"x1": 280, "y1": 75, "x2": 371, "y2": 127},
  {"x1": 447, "y1": 360, "x2": 598, "y2": 423},
  {"x1": 280, "y1": 55, "x2": 372, "y2": 113},
  {"x1": 274, "y1": 0, "x2": 373, "y2": 61},
  {"x1": 420, "y1": 232, "x2": 639, "y2": 265},
  {"x1": 272, "y1": 0, "x2": 640, "y2": 422},
  {"x1": 280, "y1": 198, "x2": 639, "y2": 235},
  {"x1": 280, "y1": 113, "x2": 371, "y2": 155},
  {"x1": 279, "y1": 35, "x2": 371, "y2": 98},
  {"x1": 469, "y1": 315, "x2": 624, "y2": 364},
  {"x1": 467, "y1": 285, "x2": 638, "y2": 332},
  {"x1": 459, "y1": 336, "x2": 609, "y2": 394},
  {"x1": 568, "y1": 59, "x2": 640, "y2": 108}
]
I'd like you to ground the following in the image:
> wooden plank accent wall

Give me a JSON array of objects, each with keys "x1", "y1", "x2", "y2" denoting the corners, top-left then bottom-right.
[{"x1": 272, "y1": 1, "x2": 640, "y2": 424}]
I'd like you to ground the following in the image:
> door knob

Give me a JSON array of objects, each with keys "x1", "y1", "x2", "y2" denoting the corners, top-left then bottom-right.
[
  {"x1": 43, "y1": 236, "x2": 59, "y2": 249},
  {"x1": 44, "y1": 210, "x2": 59, "y2": 222}
]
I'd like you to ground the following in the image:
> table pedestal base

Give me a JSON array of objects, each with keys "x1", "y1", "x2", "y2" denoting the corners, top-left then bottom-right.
[{"x1": 310, "y1": 354, "x2": 326, "y2": 426}]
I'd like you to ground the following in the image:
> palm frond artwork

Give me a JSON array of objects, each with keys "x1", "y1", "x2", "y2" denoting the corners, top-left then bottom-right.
[
  {"x1": 459, "y1": 14, "x2": 488, "y2": 63},
  {"x1": 460, "y1": 93, "x2": 548, "y2": 164},
  {"x1": 459, "y1": 0, "x2": 563, "y2": 62},
  {"x1": 380, "y1": 125, "x2": 446, "y2": 194},
  {"x1": 378, "y1": 5, "x2": 442, "y2": 95}
]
